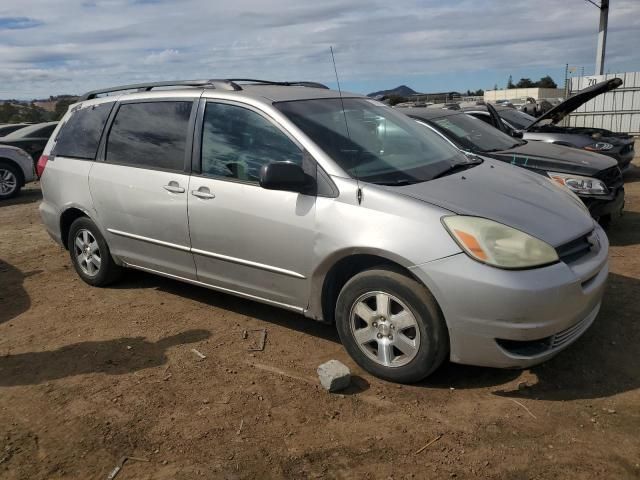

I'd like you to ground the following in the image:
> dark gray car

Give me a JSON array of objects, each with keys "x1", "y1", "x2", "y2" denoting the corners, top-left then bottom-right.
[
  {"x1": 0, "y1": 121, "x2": 58, "y2": 164},
  {"x1": 398, "y1": 107, "x2": 625, "y2": 225},
  {"x1": 464, "y1": 79, "x2": 635, "y2": 170}
]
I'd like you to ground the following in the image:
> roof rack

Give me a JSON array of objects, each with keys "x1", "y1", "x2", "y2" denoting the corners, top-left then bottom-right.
[
  {"x1": 227, "y1": 79, "x2": 329, "y2": 89},
  {"x1": 79, "y1": 78, "x2": 329, "y2": 101},
  {"x1": 79, "y1": 79, "x2": 241, "y2": 101}
]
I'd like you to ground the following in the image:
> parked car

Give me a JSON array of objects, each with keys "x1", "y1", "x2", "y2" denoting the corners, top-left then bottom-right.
[
  {"x1": 398, "y1": 107, "x2": 625, "y2": 225},
  {"x1": 464, "y1": 78, "x2": 635, "y2": 170},
  {"x1": 0, "y1": 123, "x2": 32, "y2": 137},
  {"x1": 512, "y1": 97, "x2": 537, "y2": 115},
  {"x1": 0, "y1": 145, "x2": 36, "y2": 199},
  {"x1": 0, "y1": 121, "x2": 58, "y2": 163},
  {"x1": 39, "y1": 79, "x2": 608, "y2": 383}
]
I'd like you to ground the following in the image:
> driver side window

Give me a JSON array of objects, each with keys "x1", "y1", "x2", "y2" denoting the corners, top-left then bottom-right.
[{"x1": 201, "y1": 102, "x2": 302, "y2": 182}]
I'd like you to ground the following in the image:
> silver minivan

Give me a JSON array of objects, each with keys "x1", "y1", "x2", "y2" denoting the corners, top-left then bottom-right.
[{"x1": 39, "y1": 79, "x2": 609, "y2": 383}]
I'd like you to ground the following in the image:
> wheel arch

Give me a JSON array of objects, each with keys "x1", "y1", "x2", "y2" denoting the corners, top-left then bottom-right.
[
  {"x1": 0, "y1": 157, "x2": 26, "y2": 187},
  {"x1": 309, "y1": 249, "x2": 424, "y2": 324},
  {"x1": 59, "y1": 206, "x2": 95, "y2": 250}
]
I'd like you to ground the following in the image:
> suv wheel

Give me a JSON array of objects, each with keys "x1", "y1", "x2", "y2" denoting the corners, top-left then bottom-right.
[
  {"x1": 68, "y1": 217, "x2": 122, "y2": 286},
  {"x1": 335, "y1": 268, "x2": 448, "y2": 383},
  {"x1": 0, "y1": 163, "x2": 21, "y2": 200}
]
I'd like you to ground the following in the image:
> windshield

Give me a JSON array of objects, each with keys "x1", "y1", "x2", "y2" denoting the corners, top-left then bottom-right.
[
  {"x1": 497, "y1": 109, "x2": 536, "y2": 130},
  {"x1": 423, "y1": 113, "x2": 521, "y2": 152},
  {"x1": 274, "y1": 98, "x2": 469, "y2": 185}
]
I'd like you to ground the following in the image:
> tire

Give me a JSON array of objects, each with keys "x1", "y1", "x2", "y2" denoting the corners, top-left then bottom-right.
[
  {"x1": 0, "y1": 162, "x2": 22, "y2": 200},
  {"x1": 335, "y1": 268, "x2": 449, "y2": 383},
  {"x1": 68, "y1": 217, "x2": 122, "y2": 287}
]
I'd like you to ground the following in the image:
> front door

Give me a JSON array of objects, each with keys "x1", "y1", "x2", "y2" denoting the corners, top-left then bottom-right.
[
  {"x1": 187, "y1": 101, "x2": 316, "y2": 309},
  {"x1": 89, "y1": 100, "x2": 197, "y2": 279}
]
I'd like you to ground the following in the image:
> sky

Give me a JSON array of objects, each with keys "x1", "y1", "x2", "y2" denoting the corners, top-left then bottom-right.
[{"x1": 0, "y1": 0, "x2": 639, "y2": 99}]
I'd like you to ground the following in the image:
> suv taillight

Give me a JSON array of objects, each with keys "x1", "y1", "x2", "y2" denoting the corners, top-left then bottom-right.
[{"x1": 36, "y1": 155, "x2": 49, "y2": 178}]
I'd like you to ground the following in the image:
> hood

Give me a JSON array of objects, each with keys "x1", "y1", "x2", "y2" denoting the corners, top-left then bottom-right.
[
  {"x1": 395, "y1": 159, "x2": 594, "y2": 247},
  {"x1": 489, "y1": 141, "x2": 618, "y2": 176},
  {"x1": 527, "y1": 78, "x2": 622, "y2": 129}
]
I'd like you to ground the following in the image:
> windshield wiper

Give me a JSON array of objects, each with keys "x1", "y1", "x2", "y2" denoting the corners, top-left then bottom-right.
[
  {"x1": 433, "y1": 159, "x2": 483, "y2": 179},
  {"x1": 374, "y1": 179, "x2": 417, "y2": 186}
]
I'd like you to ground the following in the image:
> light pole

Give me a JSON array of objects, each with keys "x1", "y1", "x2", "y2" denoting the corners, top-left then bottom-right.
[{"x1": 586, "y1": 0, "x2": 609, "y2": 75}]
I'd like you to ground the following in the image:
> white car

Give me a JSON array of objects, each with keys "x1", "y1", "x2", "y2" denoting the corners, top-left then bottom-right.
[{"x1": 0, "y1": 145, "x2": 36, "y2": 199}]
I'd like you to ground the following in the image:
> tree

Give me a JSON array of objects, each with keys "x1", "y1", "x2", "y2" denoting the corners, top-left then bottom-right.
[
  {"x1": 54, "y1": 98, "x2": 76, "y2": 120},
  {"x1": 0, "y1": 103, "x2": 19, "y2": 123},
  {"x1": 536, "y1": 75, "x2": 558, "y2": 88},
  {"x1": 507, "y1": 75, "x2": 515, "y2": 89},
  {"x1": 23, "y1": 103, "x2": 47, "y2": 122},
  {"x1": 385, "y1": 95, "x2": 408, "y2": 106},
  {"x1": 516, "y1": 78, "x2": 535, "y2": 88}
]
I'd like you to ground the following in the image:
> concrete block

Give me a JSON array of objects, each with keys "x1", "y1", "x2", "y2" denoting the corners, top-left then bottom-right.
[{"x1": 317, "y1": 359, "x2": 351, "y2": 392}]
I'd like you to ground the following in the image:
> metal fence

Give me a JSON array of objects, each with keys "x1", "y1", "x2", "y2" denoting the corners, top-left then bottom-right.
[{"x1": 565, "y1": 72, "x2": 640, "y2": 136}]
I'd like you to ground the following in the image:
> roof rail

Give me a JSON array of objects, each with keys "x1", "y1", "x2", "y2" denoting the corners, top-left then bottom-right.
[
  {"x1": 79, "y1": 79, "x2": 242, "y2": 101},
  {"x1": 227, "y1": 79, "x2": 330, "y2": 89},
  {"x1": 78, "y1": 78, "x2": 330, "y2": 101}
]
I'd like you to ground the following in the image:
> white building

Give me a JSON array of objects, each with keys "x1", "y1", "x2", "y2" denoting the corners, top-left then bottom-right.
[{"x1": 484, "y1": 87, "x2": 564, "y2": 102}]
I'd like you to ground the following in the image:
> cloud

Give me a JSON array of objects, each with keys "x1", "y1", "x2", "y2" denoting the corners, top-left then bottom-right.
[
  {"x1": 0, "y1": 0, "x2": 638, "y2": 98},
  {"x1": 143, "y1": 48, "x2": 180, "y2": 65},
  {"x1": 0, "y1": 16, "x2": 43, "y2": 29}
]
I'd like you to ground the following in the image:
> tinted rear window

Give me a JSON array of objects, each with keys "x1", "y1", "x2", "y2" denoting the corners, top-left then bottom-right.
[
  {"x1": 53, "y1": 103, "x2": 113, "y2": 159},
  {"x1": 105, "y1": 101, "x2": 192, "y2": 171}
]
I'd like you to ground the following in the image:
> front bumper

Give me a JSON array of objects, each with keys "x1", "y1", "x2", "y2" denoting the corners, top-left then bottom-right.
[
  {"x1": 602, "y1": 143, "x2": 634, "y2": 171},
  {"x1": 410, "y1": 224, "x2": 609, "y2": 369},
  {"x1": 583, "y1": 186, "x2": 625, "y2": 220}
]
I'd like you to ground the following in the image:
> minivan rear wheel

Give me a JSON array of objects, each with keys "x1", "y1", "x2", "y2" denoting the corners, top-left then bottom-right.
[
  {"x1": 68, "y1": 217, "x2": 122, "y2": 286},
  {"x1": 335, "y1": 268, "x2": 448, "y2": 383}
]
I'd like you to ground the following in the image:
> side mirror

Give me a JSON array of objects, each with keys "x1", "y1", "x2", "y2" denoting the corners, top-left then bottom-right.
[
  {"x1": 259, "y1": 161, "x2": 311, "y2": 193},
  {"x1": 511, "y1": 130, "x2": 524, "y2": 139}
]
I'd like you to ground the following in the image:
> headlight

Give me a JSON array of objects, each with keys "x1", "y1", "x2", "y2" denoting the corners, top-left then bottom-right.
[
  {"x1": 442, "y1": 216, "x2": 559, "y2": 269},
  {"x1": 547, "y1": 171, "x2": 608, "y2": 195},
  {"x1": 584, "y1": 142, "x2": 613, "y2": 151}
]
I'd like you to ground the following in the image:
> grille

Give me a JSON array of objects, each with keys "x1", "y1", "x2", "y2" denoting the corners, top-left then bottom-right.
[
  {"x1": 550, "y1": 314, "x2": 592, "y2": 349},
  {"x1": 595, "y1": 165, "x2": 623, "y2": 188},
  {"x1": 556, "y1": 233, "x2": 592, "y2": 264},
  {"x1": 496, "y1": 314, "x2": 593, "y2": 357}
]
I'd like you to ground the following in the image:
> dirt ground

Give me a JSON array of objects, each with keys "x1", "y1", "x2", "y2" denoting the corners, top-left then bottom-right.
[{"x1": 1, "y1": 148, "x2": 639, "y2": 480}]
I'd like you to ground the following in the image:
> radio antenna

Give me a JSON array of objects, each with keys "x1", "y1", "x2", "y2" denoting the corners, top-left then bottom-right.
[
  {"x1": 330, "y1": 46, "x2": 351, "y2": 140},
  {"x1": 330, "y1": 46, "x2": 361, "y2": 204}
]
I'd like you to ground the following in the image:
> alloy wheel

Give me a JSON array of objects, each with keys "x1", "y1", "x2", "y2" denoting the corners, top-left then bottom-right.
[
  {"x1": 349, "y1": 291, "x2": 421, "y2": 367},
  {"x1": 0, "y1": 168, "x2": 17, "y2": 196},
  {"x1": 74, "y1": 229, "x2": 102, "y2": 277}
]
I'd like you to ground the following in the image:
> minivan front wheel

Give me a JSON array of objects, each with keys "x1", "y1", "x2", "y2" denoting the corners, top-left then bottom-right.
[
  {"x1": 336, "y1": 268, "x2": 448, "y2": 383},
  {"x1": 68, "y1": 217, "x2": 122, "y2": 286}
]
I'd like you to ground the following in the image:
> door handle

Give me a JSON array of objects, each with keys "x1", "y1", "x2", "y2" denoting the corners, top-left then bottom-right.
[
  {"x1": 163, "y1": 181, "x2": 185, "y2": 194},
  {"x1": 191, "y1": 187, "x2": 215, "y2": 199}
]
